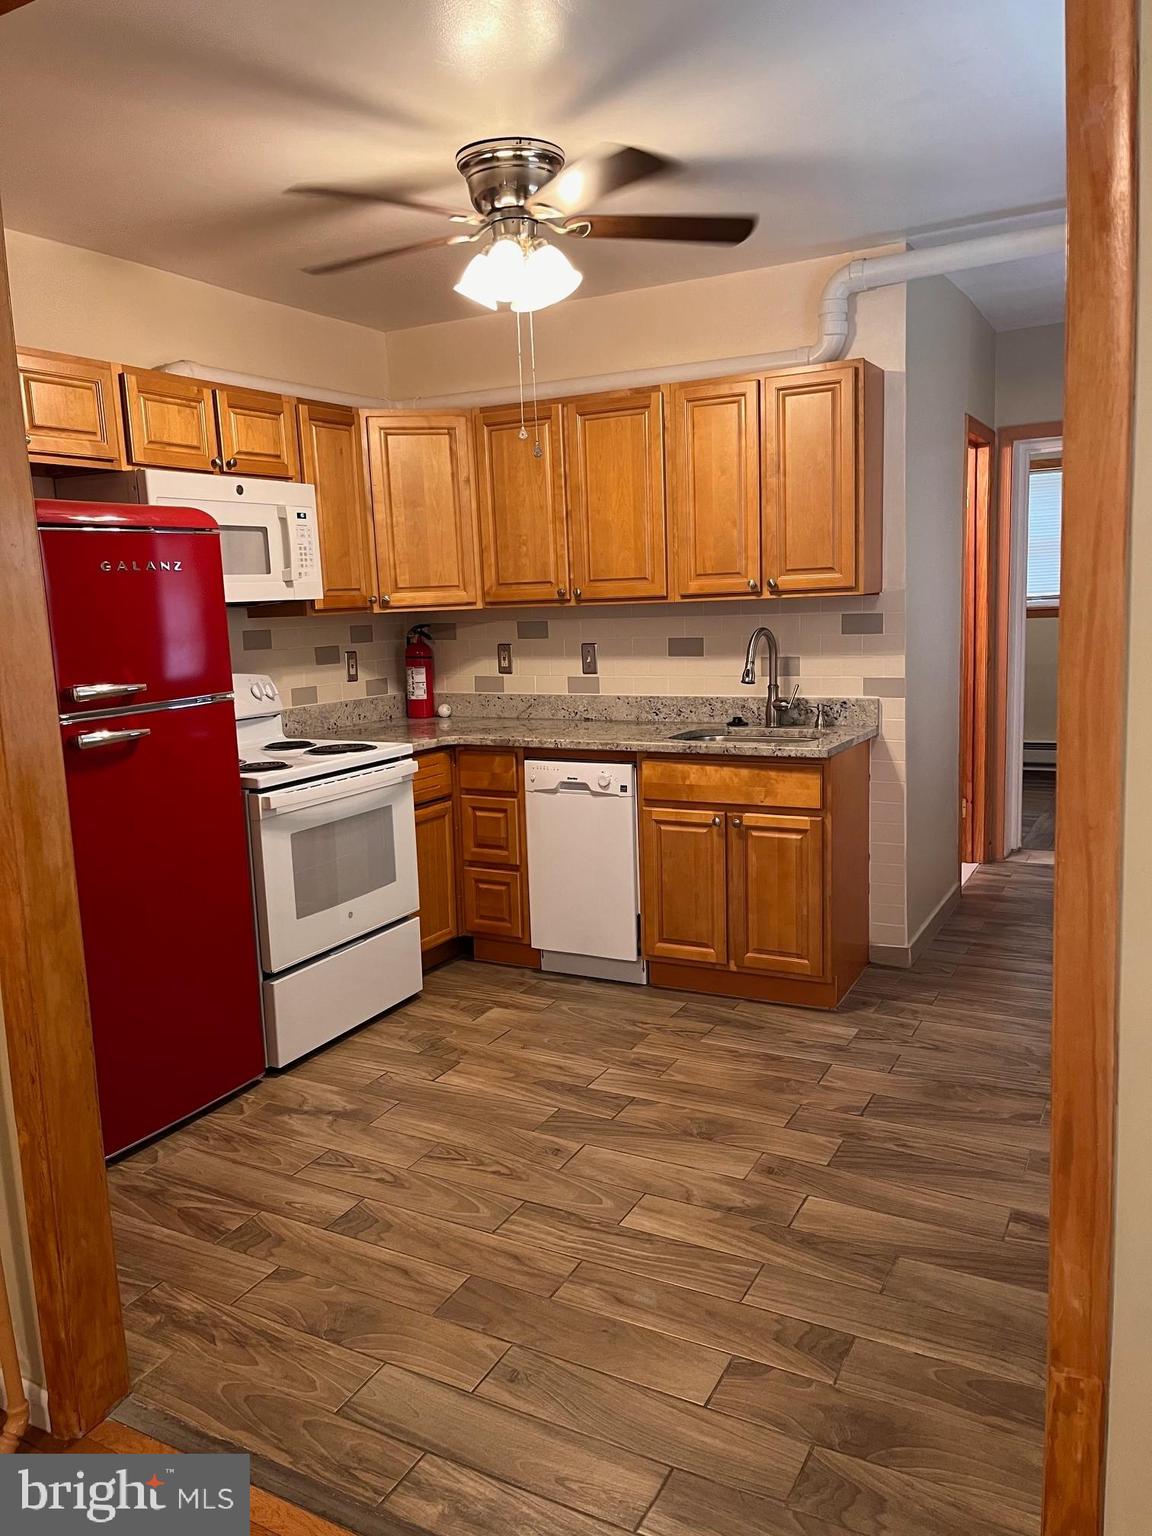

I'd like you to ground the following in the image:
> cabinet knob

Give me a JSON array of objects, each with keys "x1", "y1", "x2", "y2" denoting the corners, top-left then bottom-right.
[
  {"x1": 556, "y1": 586, "x2": 567, "y2": 599},
  {"x1": 225, "y1": 456, "x2": 238, "y2": 470},
  {"x1": 574, "y1": 586, "x2": 583, "y2": 600},
  {"x1": 747, "y1": 578, "x2": 758, "y2": 591},
  {"x1": 368, "y1": 595, "x2": 378, "y2": 605},
  {"x1": 766, "y1": 577, "x2": 780, "y2": 593},
  {"x1": 25, "y1": 434, "x2": 31, "y2": 446},
  {"x1": 210, "y1": 456, "x2": 223, "y2": 470},
  {"x1": 732, "y1": 816, "x2": 743, "y2": 828},
  {"x1": 380, "y1": 594, "x2": 391, "y2": 605},
  {"x1": 711, "y1": 815, "x2": 722, "y2": 826}
]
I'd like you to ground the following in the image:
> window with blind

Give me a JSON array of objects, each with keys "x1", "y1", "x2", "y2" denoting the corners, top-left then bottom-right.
[{"x1": 1026, "y1": 462, "x2": 1062, "y2": 606}]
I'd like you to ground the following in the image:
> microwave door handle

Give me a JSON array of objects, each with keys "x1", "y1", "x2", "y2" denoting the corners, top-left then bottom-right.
[{"x1": 277, "y1": 505, "x2": 294, "y2": 584}]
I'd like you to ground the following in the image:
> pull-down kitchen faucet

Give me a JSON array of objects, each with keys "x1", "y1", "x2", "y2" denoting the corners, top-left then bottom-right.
[{"x1": 741, "y1": 627, "x2": 794, "y2": 728}]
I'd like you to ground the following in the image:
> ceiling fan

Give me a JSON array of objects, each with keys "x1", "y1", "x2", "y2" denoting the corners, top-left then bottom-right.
[{"x1": 290, "y1": 138, "x2": 757, "y2": 311}]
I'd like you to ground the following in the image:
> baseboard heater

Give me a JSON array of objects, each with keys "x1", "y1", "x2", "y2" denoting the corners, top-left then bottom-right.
[{"x1": 1024, "y1": 738, "x2": 1057, "y2": 773}]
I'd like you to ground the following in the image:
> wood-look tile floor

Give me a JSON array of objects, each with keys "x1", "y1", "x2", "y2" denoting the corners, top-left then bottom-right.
[
  {"x1": 1021, "y1": 772, "x2": 1056, "y2": 851},
  {"x1": 109, "y1": 855, "x2": 1051, "y2": 1536}
]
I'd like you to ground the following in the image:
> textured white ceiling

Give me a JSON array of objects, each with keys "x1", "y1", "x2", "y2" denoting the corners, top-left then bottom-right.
[{"x1": 0, "y1": 0, "x2": 1066, "y2": 332}]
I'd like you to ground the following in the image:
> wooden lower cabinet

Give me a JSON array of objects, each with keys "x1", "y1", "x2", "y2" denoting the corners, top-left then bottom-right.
[
  {"x1": 457, "y1": 749, "x2": 530, "y2": 946},
  {"x1": 460, "y1": 793, "x2": 521, "y2": 867},
  {"x1": 728, "y1": 811, "x2": 824, "y2": 976},
  {"x1": 640, "y1": 807, "x2": 728, "y2": 966},
  {"x1": 414, "y1": 798, "x2": 458, "y2": 952},
  {"x1": 462, "y1": 866, "x2": 525, "y2": 940}
]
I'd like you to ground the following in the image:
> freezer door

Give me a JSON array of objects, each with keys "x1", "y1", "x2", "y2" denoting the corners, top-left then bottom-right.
[
  {"x1": 38, "y1": 516, "x2": 232, "y2": 711},
  {"x1": 60, "y1": 699, "x2": 265, "y2": 1156}
]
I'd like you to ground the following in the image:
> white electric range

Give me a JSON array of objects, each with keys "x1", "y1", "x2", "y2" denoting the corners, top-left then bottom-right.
[{"x1": 234, "y1": 674, "x2": 422, "y2": 1066}]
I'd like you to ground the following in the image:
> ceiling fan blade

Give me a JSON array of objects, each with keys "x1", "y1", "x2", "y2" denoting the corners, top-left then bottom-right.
[
  {"x1": 288, "y1": 184, "x2": 476, "y2": 223},
  {"x1": 304, "y1": 233, "x2": 475, "y2": 276},
  {"x1": 566, "y1": 213, "x2": 757, "y2": 245},
  {"x1": 527, "y1": 144, "x2": 675, "y2": 218}
]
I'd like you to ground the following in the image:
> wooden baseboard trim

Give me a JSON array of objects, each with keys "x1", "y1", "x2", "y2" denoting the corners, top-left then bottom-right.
[
  {"x1": 420, "y1": 937, "x2": 466, "y2": 972},
  {"x1": 647, "y1": 961, "x2": 842, "y2": 1008},
  {"x1": 471, "y1": 937, "x2": 541, "y2": 969}
]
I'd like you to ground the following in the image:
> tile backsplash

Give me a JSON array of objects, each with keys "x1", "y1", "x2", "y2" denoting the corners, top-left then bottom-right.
[{"x1": 226, "y1": 609, "x2": 402, "y2": 706}]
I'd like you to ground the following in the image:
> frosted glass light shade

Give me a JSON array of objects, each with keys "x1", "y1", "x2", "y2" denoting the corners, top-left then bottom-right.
[
  {"x1": 512, "y1": 241, "x2": 583, "y2": 312},
  {"x1": 454, "y1": 234, "x2": 582, "y2": 313},
  {"x1": 453, "y1": 250, "x2": 500, "y2": 309}
]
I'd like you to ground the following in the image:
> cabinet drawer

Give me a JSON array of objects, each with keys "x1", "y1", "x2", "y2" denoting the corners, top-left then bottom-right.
[
  {"x1": 460, "y1": 794, "x2": 521, "y2": 866},
  {"x1": 413, "y1": 749, "x2": 454, "y2": 806},
  {"x1": 641, "y1": 757, "x2": 823, "y2": 811},
  {"x1": 462, "y1": 866, "x2": 525, "y2": 940},
  {"x1": 457, "y1": 749, "x2": 519, "y2": 794}
]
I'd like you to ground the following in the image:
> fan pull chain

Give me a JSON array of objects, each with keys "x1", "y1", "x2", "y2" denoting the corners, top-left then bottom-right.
[
  {"x1": 528, "y1": 309, "x2": 542, "y2": 458},
  {"x1": 515, "y1": 310, "x2": 528, "y2": 441}
]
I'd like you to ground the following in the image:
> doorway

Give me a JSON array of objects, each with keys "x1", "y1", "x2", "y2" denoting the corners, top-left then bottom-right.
[{"x1": 959, "y1": 415, "x2": 995, "y2": 876}]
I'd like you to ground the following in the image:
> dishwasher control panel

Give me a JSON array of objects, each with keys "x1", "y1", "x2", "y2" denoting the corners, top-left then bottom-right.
[{"x1": 526, "y1": 761, "x2": 633, "y2": 796}]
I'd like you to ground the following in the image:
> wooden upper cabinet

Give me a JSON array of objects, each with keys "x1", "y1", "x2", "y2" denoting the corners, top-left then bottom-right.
[
  {"x1": 121, "y1": 368, "x2": 218, "y2": 473},
  {"x1": 216, "y1": 386, "x2": 299, "y2": 479},
  {"x1": 640, "y1": 806, "x2": 728, "y2": 967},
  {"x1": 296, "y1": 401, "x2": 376, "y2": 611},
  {"x1": 366, "y1": 412, "x2": 479, "y2": 609},
  {"x1": 728, "y1": 811, "x2": 825, "y2": 978},
  {"x1": 762, "y1": 361, "x2": 881, "y2": 595},
  {"x1": 18, "y1": 349, "x2": 126, "y2": 467},
  {"x1": 667, "y1": 377, "x2": 761, "y2": 598},
  {"x1": 474, "y1": 402, "x2": 569, "y2": 604},
  {"x1": 563, "y1": 388, "x2": 666, "y2": 602}
]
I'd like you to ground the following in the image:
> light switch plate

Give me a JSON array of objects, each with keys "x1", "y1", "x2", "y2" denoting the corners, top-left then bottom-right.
[
  {"x1": 497, "y1": 642, "x2": 513, "y2": 675},
  {"x1": 581, "y1": 642, "x2": 598, "y2": 675},
  {"x1": 345, "y1": 649, "x2": 358, "y2": 683}
]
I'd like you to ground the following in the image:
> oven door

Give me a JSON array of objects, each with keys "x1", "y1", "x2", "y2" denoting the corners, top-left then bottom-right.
[{"x1": 248, "y1": 760, "x2": 418, "y2": 974}]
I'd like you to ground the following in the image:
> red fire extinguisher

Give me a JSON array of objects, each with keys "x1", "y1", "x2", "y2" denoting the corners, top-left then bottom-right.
[{"x1": 405, "y1": 625, "x2": 436, "y2": 720}]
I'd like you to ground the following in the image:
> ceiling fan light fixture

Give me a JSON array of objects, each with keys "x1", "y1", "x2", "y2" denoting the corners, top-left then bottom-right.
[
  {"x1": 452, "y1": 249, "x2": 501, "y2": 309},
  {"x1": 484, "y1": 234, "x2": 529, "y2": 301},
  {"x1": 511, "y1": 239, "x2": 583, "y2": 312}
]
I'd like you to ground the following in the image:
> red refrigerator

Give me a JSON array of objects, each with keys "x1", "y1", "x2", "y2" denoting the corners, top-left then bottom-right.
[{"x1": 37, "y1": 500, "x2": 265, "y2": 1157}]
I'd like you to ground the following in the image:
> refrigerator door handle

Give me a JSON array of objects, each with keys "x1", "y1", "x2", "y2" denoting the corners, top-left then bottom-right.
[
  {"x1": 71, "y1": 727, "x2": 152, "y2": 751},
  {"x1": 69, "y1": 681, "x2": 148, "y2": 703}
]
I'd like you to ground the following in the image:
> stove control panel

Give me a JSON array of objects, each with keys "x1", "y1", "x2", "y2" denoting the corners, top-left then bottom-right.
[{"x1": 233, "y1": 673, "x2": 281, "y2": 718}]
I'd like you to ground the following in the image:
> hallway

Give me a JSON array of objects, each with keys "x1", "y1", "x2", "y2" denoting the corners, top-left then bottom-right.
[{"x1": 107, "y1": 857, "x2": 1052, "y2": 1536}]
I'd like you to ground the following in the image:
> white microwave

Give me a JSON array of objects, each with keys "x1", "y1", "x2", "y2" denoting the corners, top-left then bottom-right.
[{"x1": 64, "y1": 467, "x2": 323, "y2": 604}]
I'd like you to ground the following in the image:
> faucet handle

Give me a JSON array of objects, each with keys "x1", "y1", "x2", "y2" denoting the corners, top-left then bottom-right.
[{"x1": 771, "y1": 684, "x2": 799, "y2": 721}]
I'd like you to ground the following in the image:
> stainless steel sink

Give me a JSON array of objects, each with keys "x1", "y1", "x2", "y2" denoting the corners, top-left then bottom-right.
[{"x1": 669, "y1": 727, "x2": 825, "y2": 743}]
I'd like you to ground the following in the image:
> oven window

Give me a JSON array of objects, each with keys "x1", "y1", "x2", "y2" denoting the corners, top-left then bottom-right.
[
  {"x1": 290, "y1": 805, "x2": 397, "y2": 919},
  {"x1": 220, "y1": 524, "x2": 272, "y2": 575}
]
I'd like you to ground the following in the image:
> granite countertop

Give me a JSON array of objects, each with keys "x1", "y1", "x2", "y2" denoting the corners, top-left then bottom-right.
[{"x1": 305, "y1": 715, "x2": 877, "y2": 760}]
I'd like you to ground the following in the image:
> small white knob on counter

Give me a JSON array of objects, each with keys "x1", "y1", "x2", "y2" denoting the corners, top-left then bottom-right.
[{"x1": 436, "y1": 703, "x2": 452, "y2": 718}]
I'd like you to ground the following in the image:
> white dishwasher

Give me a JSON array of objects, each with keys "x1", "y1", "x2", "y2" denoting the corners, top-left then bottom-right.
[{"x1": 525, "y1": 760, "x2": 647, "y2": 984}]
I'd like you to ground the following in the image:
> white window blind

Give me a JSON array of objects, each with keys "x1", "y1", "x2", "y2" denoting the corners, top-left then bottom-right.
[{"x1": 1026, "y1": 467, "x2": 1062, "y2": 602}]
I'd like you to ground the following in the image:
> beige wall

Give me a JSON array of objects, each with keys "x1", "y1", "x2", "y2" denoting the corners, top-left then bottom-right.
[
  {"x1": 4, "y1": 229, "x2": 391, "y2": 398},
  {"x1": 903, "y1": 275, "x2": 996, "y2": 941},
  {"x1": 0, "y1": 985, "x2": 46, "y2": 1427},
  {"x1": 1023, "y1": 614, "x2": 1059, "y2": 747},
  {"x1": 994, "y1": 322, "x2": 1065, "y2": 427},
  {"x1": 1104, "y1": 2, "x2": 1152, "y2": 1521}
]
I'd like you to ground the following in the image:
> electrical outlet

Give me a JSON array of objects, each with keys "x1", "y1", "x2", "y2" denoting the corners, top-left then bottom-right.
[
  {"x1": 497, "y1": 642, "x2": 513, "y2": 675},
  {"x1": 345, "y1": 649, "x2": 358, "y2": 683},
  {"x1": 581, "y1": 642, "x2": 598, "y2": 675}
]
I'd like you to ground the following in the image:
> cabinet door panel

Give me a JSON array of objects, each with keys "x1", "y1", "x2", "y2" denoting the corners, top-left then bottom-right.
[
  {"x1": 415, "y1": 798, "x2": 458, "y2": 953},
  {"x1": 564, "y1": 389, "x2": 666, "y2": 601},
  {"x1": 729, "y1": 811, "x2": 824, "y2": 977},
  {"x1": 460, "y1": 794, "x2": 521, "y2": 867},
  {"x1": 367, "y1": 413, "x2": 480, "y2": 609},
  {"x1": 18, "y1": 350, "x2": 125, "y2": 466},
  {"x1": 668, "y1": 378, "x2": 760, "y2": 597},
  {"x1": 121, "y1": 368, "x2": 217, "y2": 472},
  {"x1": 475, "y1": 403, "x2": 569, "y2": 604},
  {"x1": 762, "y1": 365, "x2": 858, "y2": 593},
  {"x1": 297, "y1": 402, "x2": 375, "y2": 611},
  {"x1": 640, "y1": 807, "x2": 727, "y2": 966},
  {"x1": 462, "y1": 866, "x2": 525, "y2": 940},
  {"x1": 216, "y1": 387, "x2": 300, "y2": 480}
]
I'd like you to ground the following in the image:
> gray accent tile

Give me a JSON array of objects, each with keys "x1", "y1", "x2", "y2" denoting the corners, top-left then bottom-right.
[
  {"x1": 314, "y1": 645, "x2": 341, "y2": 665},
  {"x1": 780, "y1": 655, "x2": 801, "y2": 677},
  {"x1": 427, "y1": 622, "x2": 457, "y2": 639},
  {"x1": 842, "y1": 612, "x2": 885, "y2": 635},
  {"x1": 365, "y1": 678, "x2": 390, "y2": 696},
  {"x1": 567, "y1": 676, "x2": 601, "y2": 694},
  {"x1": 863, "y1": 676, "x2": 906, "y2": 697},
  {"x1": 241, "y1": 629, "x2": 272, "y2": 651},
  {"x1": 349, "y1": 623, "x2": 375, "y2": 643},
  {"x1": 290, "y1": 686, "x2": 318, "y2": 706},
  {"x1": 474, "y1": 676, "x2": 505, "y2": 693},
  {"x1": 517, "y1": 620, "x2": 550, "y2": 639},
  {"x1": 668, "y1": 636, "x2": 705, "y2": 657}
]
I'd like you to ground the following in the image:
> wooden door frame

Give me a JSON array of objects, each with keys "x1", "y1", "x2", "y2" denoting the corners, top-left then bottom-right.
[
  {"x1": 991, "y1": 419, "x2": 1064, "y2": 861},
  {"x1": 1044, "y1": 0, "x2": 1135, "y2": 1529},
  {"x1": 959, "y1": 416, "x2": 996, "y2": 865},
  {"x1": 0, "y1": 199, "x2": 129, "y2": 1435}
]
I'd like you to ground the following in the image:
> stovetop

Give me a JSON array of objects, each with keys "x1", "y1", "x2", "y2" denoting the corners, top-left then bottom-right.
[{"x1": 234, "y1": 673, "x2": 411, "y2": 790}]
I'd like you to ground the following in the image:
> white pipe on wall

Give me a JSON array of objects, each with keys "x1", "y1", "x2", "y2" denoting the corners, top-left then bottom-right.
[{"x1": 401, "y1": 223, "x2": 1067, "y2": 408}]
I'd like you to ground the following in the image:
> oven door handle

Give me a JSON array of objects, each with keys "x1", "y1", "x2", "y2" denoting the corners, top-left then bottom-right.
[{"x1": 255, "y1": 759, "x2": 417, "y2": 816}]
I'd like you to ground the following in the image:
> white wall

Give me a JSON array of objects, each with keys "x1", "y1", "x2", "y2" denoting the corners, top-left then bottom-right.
[
  {"x1": 4, "y1": 230, "x2": 391, "y2": 398},
  {"x1": 995, "y1": 322, "x2": 1065, "y2": 427},
  {"x1": 1023, "y1": 614, "x2": 1059, "y2": 752},
  {"x1": 903, "y1": 276, "x2": 996, "y2": 943},
  {"x1": 0, "y1": 986, "x2": 47, "y2": 1428}
]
